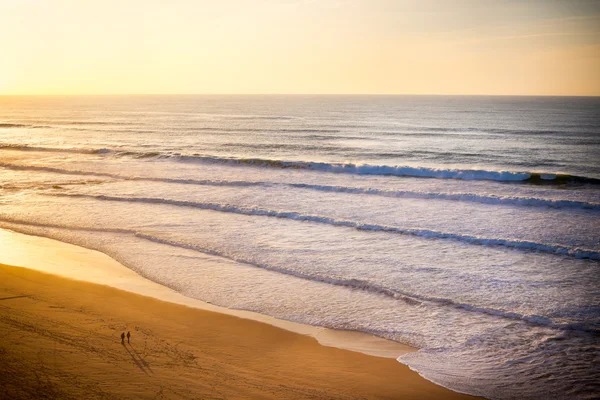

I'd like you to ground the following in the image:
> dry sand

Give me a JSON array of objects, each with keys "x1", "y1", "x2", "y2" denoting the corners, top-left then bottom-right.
[{"x1": 0, "y1": 263, "x2": 478, "y2": 400}]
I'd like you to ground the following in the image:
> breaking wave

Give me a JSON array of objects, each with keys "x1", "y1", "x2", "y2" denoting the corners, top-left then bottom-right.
[
  {"x1": 2, "y1": 162, "x2": 599, "y2": 210},
  {"x1": 2, "y1": 143, "x2": 599, "y2": 185}
]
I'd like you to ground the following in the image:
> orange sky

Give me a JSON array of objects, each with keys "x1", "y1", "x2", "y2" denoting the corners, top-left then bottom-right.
[{"x1": 1, "y1": 0, "x2": 599, "y2": 95}]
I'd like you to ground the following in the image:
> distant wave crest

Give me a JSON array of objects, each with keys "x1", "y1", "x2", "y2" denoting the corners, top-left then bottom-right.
[
  {"x1": 2, "y1": 143, "x2": 599, "y2": 185},
  {"x1": 2, "y1": 161, "x2": 599, "y2": 210},
  {"x1": 0, "y1": 123, "x2": 47, "y2": 129},
  {"x1": 0, "y1": 144, "x2": 105, "y2": 154}
]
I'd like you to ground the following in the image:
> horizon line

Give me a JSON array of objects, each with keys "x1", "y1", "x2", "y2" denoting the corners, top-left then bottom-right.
[{"x1": 1, "y1": 93, "x2": 599, "y2": 98}]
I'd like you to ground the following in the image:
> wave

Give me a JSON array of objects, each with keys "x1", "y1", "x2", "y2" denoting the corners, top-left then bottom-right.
[
  {"x1": 3, "y1": 119, "x2": 140, "y2": 127},
  {"x1": 0, "y1": 218, "x2": 596, "y2": 334},
  {"x1": 188, "y1": 157, "x2": 600, "y2": 185},
  {"x1": 0, "y1": 123, "x2": 47, "y2": 129},
  {"x1": 2, "y1": 161, "x2": 599, "y2": 210},
  {"x1": 45, "y1": 193, "x2": 600, "y2": 260},
  {"x1": 42, "y1": 120, "x2": 133, "y2": 126},
  {"x1": 0, "y1": 162, "x2": 266, "y2": 188},
  {"x1": 407, "y1": 126, "x2": 597, "y2": 137},
  {"x1": 0, "y1": 162, "x2": 121, "y2": 179},
  {"x1": 288, "y1": 183, "x2": 600, "y2": 210},
  {"x1": 2, "y1": 143, "x2": 599, "y2": 185},
  {"x1": 193, "y1": 127, "x2": 340, "y2": 133},
  {"x1": 223, "y1": 115, "x2": 296, "y2": 120},
  {"x1": 0, "y1": 144, "x2": 105, "y2": 154},
  {"x1": 110, "y1": 151, "x2": 600, "y2": 185},
  {"x1": 0, "y1": 123, "x2": 30, "y2": 128}
]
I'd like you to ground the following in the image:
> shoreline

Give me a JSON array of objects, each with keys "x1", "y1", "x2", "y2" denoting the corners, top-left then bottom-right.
[
  {"x1": 0, "y1": 227, "x2": 413, "y2": 359},
  {"x1": 0, "y1": 230, "x2": 480, "y2": 399}
]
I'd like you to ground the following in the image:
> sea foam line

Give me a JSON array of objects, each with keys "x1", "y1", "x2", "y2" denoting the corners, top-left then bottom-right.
[
  {"x1": 288, "y1": 183, "x2": 600, "y2": 210},
  {"x1": 2, "y1": 162, "x2": 598, "y2": 211},
  {"x1": 44, "y1": 193, "x2": 600, "y2": 261}
]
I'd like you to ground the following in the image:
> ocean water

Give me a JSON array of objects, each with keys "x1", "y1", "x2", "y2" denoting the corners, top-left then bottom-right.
[{"x1": 1, "y1": 95, "x2": 599, "y2": 399}]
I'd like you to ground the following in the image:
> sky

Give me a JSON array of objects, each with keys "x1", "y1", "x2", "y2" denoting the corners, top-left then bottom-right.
[{"x1": 1, "y1": 0, "x2": 599, "y2": 95}]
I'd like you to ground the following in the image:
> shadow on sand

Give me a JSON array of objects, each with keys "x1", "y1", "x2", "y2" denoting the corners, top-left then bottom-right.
[
  {"x1": 0, "y1": 296, "x2": 28, "y2": 301},
  {"x1": 122, "y1": 342, "x2": 153, "y2": 375}
]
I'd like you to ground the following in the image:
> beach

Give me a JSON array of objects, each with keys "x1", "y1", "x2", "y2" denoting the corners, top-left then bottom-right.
[
  {"x1": 1, "y1": 95, "x2": 598, "y2": 399},
  {"x1": 0, "y1": 259, "x2": 476, "y2": 399},
  {"x1": 3, "y1": 0, "x2": 600, "y2": 397}
]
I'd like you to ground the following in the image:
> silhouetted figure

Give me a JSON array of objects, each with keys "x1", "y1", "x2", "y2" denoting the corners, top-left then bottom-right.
[
  {"x1": 121, "y1": 332, "x2": 125, "y2": 344},
  {"x1": 127, "y1": 331, "x2": 131, "y2": 344}
]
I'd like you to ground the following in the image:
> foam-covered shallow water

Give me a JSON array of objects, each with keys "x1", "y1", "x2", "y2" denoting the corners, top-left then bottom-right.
[{"x1": 1, "y1": 95, "x2": 599, "y2": 399}]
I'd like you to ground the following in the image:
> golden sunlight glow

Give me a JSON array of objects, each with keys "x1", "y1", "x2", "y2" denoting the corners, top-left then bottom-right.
[{"x1": 1, "y1": 0, "x2": 599, "y2": 95}]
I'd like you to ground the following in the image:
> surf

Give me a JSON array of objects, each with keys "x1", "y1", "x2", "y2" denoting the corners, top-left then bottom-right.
[
  {"x1": 38, "y1": 193, "x2": 600, "y2": 261},
  {"x1": 2, "y1": 143, "x2": 599, "y2": 185}
]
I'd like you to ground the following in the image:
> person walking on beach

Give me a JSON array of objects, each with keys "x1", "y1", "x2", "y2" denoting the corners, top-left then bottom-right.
[
  {"x1": 127, "y1": 331, "x2": 131, "y2": 344},
  {"x1": 121, "y1": 332, "x2": 125, "y2": 344}
]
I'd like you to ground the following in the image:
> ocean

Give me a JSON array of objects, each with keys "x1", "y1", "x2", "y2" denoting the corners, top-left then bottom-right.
[{"x1": 1, "y1": 95, "x2": 599, "y2": 399}]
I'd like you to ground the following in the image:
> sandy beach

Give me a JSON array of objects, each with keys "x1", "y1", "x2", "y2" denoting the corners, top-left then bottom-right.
[{"x1": 0, "y1": 262, "x2": 478, "y2": 399}]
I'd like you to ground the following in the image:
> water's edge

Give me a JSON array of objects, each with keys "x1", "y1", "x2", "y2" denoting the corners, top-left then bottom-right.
[{"x1": 0, "y1": 227, "x2": 416, "y2": 361}]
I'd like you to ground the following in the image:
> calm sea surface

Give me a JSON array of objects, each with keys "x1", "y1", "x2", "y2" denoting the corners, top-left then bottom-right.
[{"x1": 1, "y1": 95, "x2": 599, "y2": 399}]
